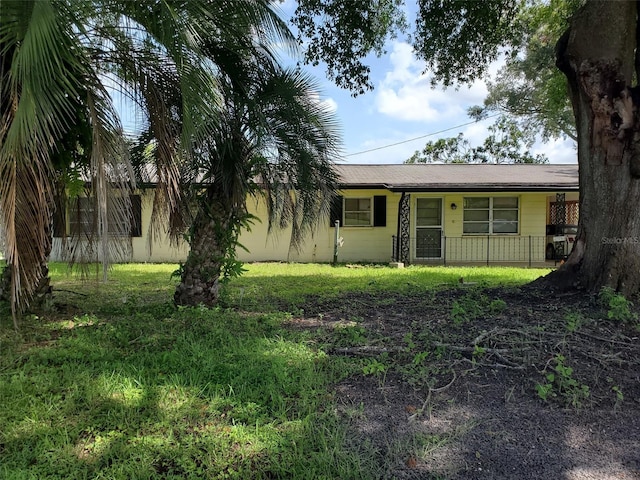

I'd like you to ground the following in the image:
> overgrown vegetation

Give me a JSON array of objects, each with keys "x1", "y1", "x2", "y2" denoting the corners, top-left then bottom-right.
[
  {"x1": 599, "y1": 286, "x2": 639, "y2": 324},
  {"x1": 221, "y1": 263, "x2": 546, "y2": 313},
  {"x1": 535, "y1": 354, "x2": 591, "y2": 407},
  {"x1": 2, "y1": 263, "x2": 639, "y2": 479},
  {"x1": 450, "y1": 289, "x2": 507, "y2": 325},
  {"x1": 0, "y1": 263, "x2": 371, "y2": 479}
]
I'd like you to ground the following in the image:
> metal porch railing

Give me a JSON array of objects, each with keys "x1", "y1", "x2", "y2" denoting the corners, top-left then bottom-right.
[{"x1": 392, "y1": 235, "x2": 549, "y2": 267}]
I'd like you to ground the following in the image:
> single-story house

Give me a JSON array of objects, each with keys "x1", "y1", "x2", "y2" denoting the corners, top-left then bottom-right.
[{"x1": 52, "y1": 163, "x2": 580, "y2": 266}]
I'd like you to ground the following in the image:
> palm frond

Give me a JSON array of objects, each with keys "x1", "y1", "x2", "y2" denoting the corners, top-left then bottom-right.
[
  {"x1": 253, "y1": 69, "x2": 342, "y2": 252},
  {"x1": 1, "y1": 0, "x2": 326, "y2": 314},
  {"x1": 0, "y1": 0, "x2": 88, "y2": 315}
]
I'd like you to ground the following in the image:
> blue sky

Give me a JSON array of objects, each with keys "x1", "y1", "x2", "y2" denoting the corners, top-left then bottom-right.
[
  {"x1": 276, "y1": 2, "x2": 577, "y2": 165},
  {"x1": 115, "y1": 2, "x2": 577, "y2": 166}
]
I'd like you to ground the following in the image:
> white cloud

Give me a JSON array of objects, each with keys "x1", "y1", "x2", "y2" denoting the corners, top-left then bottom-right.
[
  {"x1": 374, "y1": 42, "x2": 489, "y2": 123},
  {"x1": 533, "y1": 138, "x2": 577, "y2": 164},
  {"x1": 321, "y1": 97, "x2": 338, "y2": 113},
  {"x1": 308, "y1": 90, "x2": 338, "y2": 114},
  {"x1": 460, "y1": 121, "x2": 492, "y2": 148}
]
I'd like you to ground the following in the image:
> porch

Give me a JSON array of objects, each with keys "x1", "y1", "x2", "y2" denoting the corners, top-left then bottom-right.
[{"x1": 391, "y1": 235, "x2": 554, "y2": 267}]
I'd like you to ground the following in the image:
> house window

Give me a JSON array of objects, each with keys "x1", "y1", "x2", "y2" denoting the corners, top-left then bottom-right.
[
  {"x1": 68, "y1": 195, "x2": 142, "y2": 237},
  {"x1": 463, "y1": 197, "x2": 518, "y2": 234},
  {"x1": 69, "y1": 196, "x2": 94, "y2": 236},
  {"x1": 344, "y1": 198, "x2": 372, "y2": 226},
  {"x1": 330, "y1": 195, "x2": 386, "y2": 227}
]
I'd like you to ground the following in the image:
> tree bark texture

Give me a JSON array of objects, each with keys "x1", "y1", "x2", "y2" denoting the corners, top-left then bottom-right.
[
  {"x1": 173, "y1": 188, "x2": 232, "y2": 307},
  {"x1": 551, "y1": 0, "x2": 640, "y2": 295},
  {"x1": 0, "y1": 245, "x2": 52, "y2": 319}
]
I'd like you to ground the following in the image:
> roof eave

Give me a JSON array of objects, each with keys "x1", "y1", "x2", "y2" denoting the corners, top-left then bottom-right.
[
  {"x1": 338, "y1": 183, "x2": 390, "y2": 189},
  {"x1": 386, "y1": 184, "x2": 579, "y2": 192},
  {"x1": 338, "y1": 184, "x2": 579, "y2": 192}
]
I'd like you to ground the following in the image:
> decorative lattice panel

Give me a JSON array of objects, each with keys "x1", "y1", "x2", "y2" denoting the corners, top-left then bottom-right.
[
  {"x1": 550, "y1": 200, "x2": 579, "y2": 225},
  {"x1": 399, "y1": 193, "x2": 411, "y2": 263}
]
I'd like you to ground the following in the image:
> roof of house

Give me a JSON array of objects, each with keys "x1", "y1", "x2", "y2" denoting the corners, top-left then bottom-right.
[{"x1": 334, "y1": 163, "x2": 579, "y2": 192}]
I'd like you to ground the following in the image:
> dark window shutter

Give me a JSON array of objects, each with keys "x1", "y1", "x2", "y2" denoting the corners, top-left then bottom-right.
[
  {"x1": 373, "y1": 195, "x2": 387, "y2": 227},
  {"x1": 330, "y1": 195, "x2": 343, "y2": 227},
  {"x1": 130, "y1": 195, "x2": 142, "y2": 237},
  {"x1": 53, "y1": 207, "x2": 66, "y2": 237}
]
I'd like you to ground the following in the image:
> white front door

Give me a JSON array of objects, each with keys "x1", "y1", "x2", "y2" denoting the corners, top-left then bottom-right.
[{"x1": 415, "y1": 198, "x2": 443, "y2": 259}]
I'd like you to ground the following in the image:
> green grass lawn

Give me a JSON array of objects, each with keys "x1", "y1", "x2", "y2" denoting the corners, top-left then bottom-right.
[
  {"x1": 223, "y1": 262, "x2": 550, "y2": 312},
  {"x1": 0, "y1": 263, "x2": 548, "y2": 479}
]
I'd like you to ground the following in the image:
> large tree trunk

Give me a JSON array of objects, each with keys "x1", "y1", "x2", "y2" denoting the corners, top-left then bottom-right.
[
  {"x1": 174, "y1": 189, "x2": 233, "y2": 307},
  {"x1": 0, "y1": 245, "x2": 53, "y2": 321},
  {"x1": 548, "y1": 0, "x2": 640, "y2": 296},
  {"x1": 0, "y1": 182, "x2": 54, "y2": 317}
]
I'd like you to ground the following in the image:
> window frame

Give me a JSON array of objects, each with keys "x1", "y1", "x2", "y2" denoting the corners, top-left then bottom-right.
[
  {"x1": 343, "y1": 197, "x2": 373, "y2": 227},
  {"x1": 330, "y1": 195, "x2": 386, "y2": 228},
  {"x1": 67, "y1": 195, "x2": 142, "y2": 237},
  {"x1": 462, "y1": 196, "x2": 519, "y2": 235}
]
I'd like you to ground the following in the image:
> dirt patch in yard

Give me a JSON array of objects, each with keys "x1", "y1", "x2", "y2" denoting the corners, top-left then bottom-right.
[{"x1": 289, "y1": 285, "x2": 640, "y2": 479}]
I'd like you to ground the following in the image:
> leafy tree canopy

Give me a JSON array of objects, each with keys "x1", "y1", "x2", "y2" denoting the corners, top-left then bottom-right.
[
  {"x1": 405, "y1": 118, "x2": 548, "y2": 164},
  {"x1": 291, "y1": 0, "x2": 531, "y2": 93},
  {"x1": 469, "y1": 0, "x2": 581, "y2": 142},
  {"x1": 290, "y1": 0, "x2": 408, "y2": 94},
  {"x1": 291, "y1": 0, "x2": 578, "y2": 163}
]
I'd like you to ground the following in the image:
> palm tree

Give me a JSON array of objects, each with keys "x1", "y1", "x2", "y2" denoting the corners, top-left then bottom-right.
[
  {"x1": 0, "y1": 0, "x2": 292, "y2": 322},
  {"x1": 173, "y1": 61, "x2": 342, "y2": 306}
]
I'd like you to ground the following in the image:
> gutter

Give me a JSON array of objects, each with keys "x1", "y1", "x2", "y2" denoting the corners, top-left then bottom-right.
[{"x1": 338, "y1": 184, "x2": 579, "y2": 192}]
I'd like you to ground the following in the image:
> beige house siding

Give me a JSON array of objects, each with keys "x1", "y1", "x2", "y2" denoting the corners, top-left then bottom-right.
[
  {"x1": 133, "y1": 194, "x2": 188, "y2": 262},
  {"x1": 237, "y1": 190, "x2": 573, "y2": 265},
  {"x1": 71, "y1": 188, "x2": 400, "y2": 264},
  {"x1": 406, "y1": 192, "x2": 556, "y2": 264},
  {"x1": 433, "y1": 193, "x2": 548, "y2": 237},
  {"x1": 239, "y1": 189, "x2": 400, "y2": 263},
  {"x1": 327, "y1": 189, "x2": 399, "y2": 263},
  {"x1": 50, "y1": 188, "x2": 578, "y2": 266}
]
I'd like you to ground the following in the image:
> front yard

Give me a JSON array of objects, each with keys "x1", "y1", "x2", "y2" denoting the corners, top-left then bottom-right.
[{"x1": 1, "y1": 263, "x2": 638, "y2": 479}]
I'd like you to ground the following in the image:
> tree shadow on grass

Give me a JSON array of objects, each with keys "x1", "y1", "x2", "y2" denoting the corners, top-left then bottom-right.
[{"x1": 0, "y1": 307, "x2": 369, "y2": 479}]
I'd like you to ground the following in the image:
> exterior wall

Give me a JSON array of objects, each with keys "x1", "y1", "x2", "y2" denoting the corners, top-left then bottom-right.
[
  {"x1": 239, "y1": 189, "x2": 401, "y2": 263},
  {"x1": 50, "y1": 192, "x2": 190, "y2": 263},
  {"x1": 408, "y1": 192, "x2": 573, "y2": 264},
  {"x1": 51, "y1": 189, "x2": 576, "y2": 265},
  {"x1": 133, "y1": 194, "x2": 189, "y2": 262},
  {"x1": 432, "y1": 192, "x2": 550, "y2": 237},
  {"x1": 61, "y1": 188, "x2": 401, "y2": 264},
  {"x1": 239, "y1": 190, "x2": 570, "y2": 265}
]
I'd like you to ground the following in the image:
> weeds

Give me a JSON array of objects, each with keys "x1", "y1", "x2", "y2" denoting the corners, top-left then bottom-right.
[
  {"x1": 599, "y1": 286, "x2": 638, "y2": 323},
  {"x1": 5, "y1": 262, "x2": 636, "y2": 479},
  {"x1": 612, "y1": 385, "x2": 624, "y2": 402},
  {"x1": 362, "y1": 354, "x2": 390, "y2": 386},
  {"x1": 472, "y1": 344, "x2": 487, "y2": 362},
  {"x1": 0, "y1": 267, "x2": 371, "y2": 479},
  {"x1": 536, "y1": 354, "x2": 590, "y2": 407},
  {"x1": 334, "y1": 324, "x2": 368, "y2": 347},
  {"x1": 223, "y1": 263, "x2": 548, "y2": 312},
  {"x1": 564, "y1": 311, "x2": 583, "y2": 333},
  {"x1": 451, "y1": 290, "x2": 507, "y2": 325}
]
